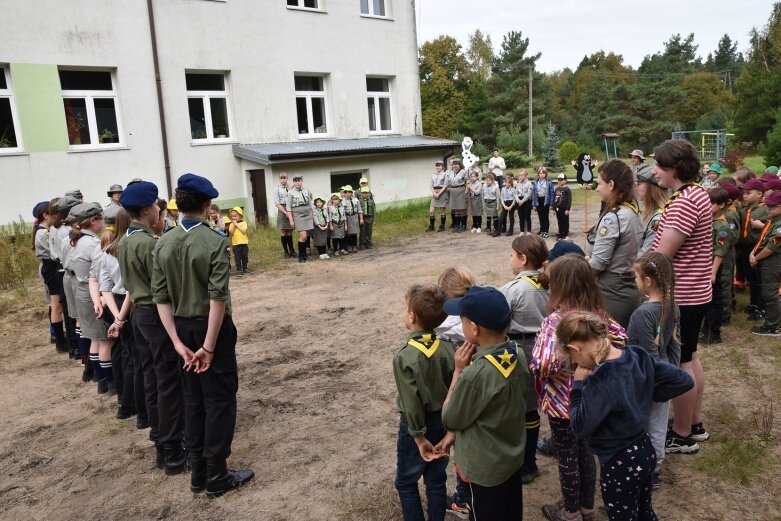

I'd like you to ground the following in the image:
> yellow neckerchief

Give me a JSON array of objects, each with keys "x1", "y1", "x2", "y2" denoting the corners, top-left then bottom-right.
[
  {"x1": 483, "y1": 342, "x2": 519, "y2": 379},
  {"x1": 517, "y1": 273, "x2": 541, "y2": 289},
  {"x1": 622, "y1": 201, "x2": 639, "y2": 214},
  {"x1": 407, "y1": 333, "x2": 440, "y2": 359},
  {"x1": 664, "y1": 183, "x2": 699, "y2": 214}
]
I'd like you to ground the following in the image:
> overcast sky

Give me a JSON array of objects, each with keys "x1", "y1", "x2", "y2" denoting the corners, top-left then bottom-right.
[{"x1": 415, "y1": 0, "x2": 770, "y2": 72}]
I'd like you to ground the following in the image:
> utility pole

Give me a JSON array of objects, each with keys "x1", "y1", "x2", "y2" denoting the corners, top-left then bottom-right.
[{"x1": 528, "y1": 66, "x2": 533, "y2": 156}]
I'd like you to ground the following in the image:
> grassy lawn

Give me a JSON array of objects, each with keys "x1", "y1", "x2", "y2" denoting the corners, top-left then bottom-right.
[{"x1": 743, "y1": 155, "x2": 767, "y2": 173}]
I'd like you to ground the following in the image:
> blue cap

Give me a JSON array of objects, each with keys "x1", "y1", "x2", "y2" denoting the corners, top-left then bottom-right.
[
  {"x1": 443, "y1": 286, "x2": 511, "y2": 332},
  {"x1": 548, "y1": 241, "x2": 585, "y2": 261},
  {"x1": 120, "y1": 181, "x2": 159, "y2": 210},
  {"x1": 176, "y1": 173, "x2": 219, "y2": 198},
  {"x1": 32, "y1": 201, "x2": 49, "y2": 218}
]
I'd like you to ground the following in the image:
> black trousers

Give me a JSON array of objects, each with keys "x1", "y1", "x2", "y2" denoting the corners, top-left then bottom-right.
[
  {"x1": 175, "y1": 315, "x2": 238, "y2": 461},
  {"x1": 103, "y1": 295, "x2": 137, "y2": 409},
  {"x1": 233, "y1": 244, "x2": 249, "y2": 272},
  {"x1": 499, "y1": 202, "x2": 515, "y2": 233},
  {"x1": 536, "y1": 204, "x2": 550, "y2": 233},
  {"x1": 56, "y1": 269, "x2": 77, "y2": 348},
  {"x1": 704, "y1": 265, "x2": 723, "y2": 336},
  {"x1": 600, "y1": 434, "x2": 657, "y2": 521},
  {"x1": 555, "y1": 207, "x2": 570, "y2": 237},
  {"x1": 736, "y1": 244, "x2": 762, "y2": 308},
  {"x1": 134, "y1": 305, "x2": 185, "y2": 445},
  {"x1": 132, "y1": 308, "x2": 159, "y2": 441},
  {"x1": 517, "y1": 201, "x2": 532, "y2": 233},
  {"x1": 468, "y1": 466, "x2": 524, "y2": 521}
]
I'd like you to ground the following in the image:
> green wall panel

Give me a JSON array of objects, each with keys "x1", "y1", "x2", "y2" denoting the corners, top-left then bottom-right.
[{"x1": 11, "y1": 63, "x2": 68, "y2": 152}]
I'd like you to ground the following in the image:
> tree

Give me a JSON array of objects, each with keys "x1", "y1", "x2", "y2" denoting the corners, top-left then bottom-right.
[
  {"x1": 559, "y1": 141, "x2": 578, "y2": 163},
  {"x1": 705, "y1": 34, "x2": 744, "y2": 78},
  {"x1": 639, "y1": 33, "x2": 702, "y2": 75},
  {"x1": 419, "y1": 36, "x2": 471, "y2": 138},
  {"x1": 672, "y1": 72, "x2": 733, "y2": 129},
  {"x1": 466, "y1": 30, "x2": 493, "y2": 80},
  {"x1": 541, "y1": 123, "x2": 561, "y2": 169},
  {"x1": 759, "y1": 108, "x2": 781, "y2": 165}
]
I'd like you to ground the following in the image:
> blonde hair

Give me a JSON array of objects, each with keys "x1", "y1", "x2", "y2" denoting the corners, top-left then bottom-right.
[
  {"x1": 437, "y1": 266, "x2": 476, "y2": 298},
  {"x1": 555, "y1": 311, "x2": 613, "y2": 367}
]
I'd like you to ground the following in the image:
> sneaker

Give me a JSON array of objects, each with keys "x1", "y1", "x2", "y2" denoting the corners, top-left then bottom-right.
[
  {"x1": 319, "y1": 254, "x2": 327, "y2": 260},
  {"x1": 323, "y1": 254, "x2": 330, "y2": 259},
  {"x1": 562, "y1": 236, "x2": 570, "y2": 241},
  {"x1": 340, "y1": 249, "x2": 349, "y2": 255},
  {"x1": 665, "y1": 431, "x2": 700, "y2": 454},
  {"x1": 690, "y1": 423, "x2": 710, "y2": 442},
  {"x1": 537, "y1": 436, "x2": 557, "y2": 457},
  {"x1": 446, "y1": 497, "x2": 470, "y2": 519},
  {"x1": 652, "y1": 472, "x2": 661, "y2": 489},
  {"x1": 748, "y1": 312, "x2": 765, "y2": 321},
  {"x1": 542, "y1": 502, "x2": 581, "y2": 521},
  {"x1": 751, "y1": 325, "x2": 781, "y2": 336},
  {"x1": 476, "y1": 228, "x2": 481, "y2": 234}
]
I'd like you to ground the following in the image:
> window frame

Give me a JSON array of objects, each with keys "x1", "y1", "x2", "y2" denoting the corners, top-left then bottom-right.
[
  {"x1": 60, "y1": 69, "x2": 124, "y2": 151},
  {"x1": 294, "y1": 74, "x2": 330, "y2": 138},
  {"x1": 0, "y1": 66, "x2": 23, "y2": 154},
  {"x1": 185, "y1": 71, "x2": 235, "y2": 144},
  {"x1": 366, "y1": 76, "x2": 393, "y2": 134},
  {"x1": 360, "y1": 0, "x2": 391, "y2": 18},
  {"x1": 286, "y1": 0, "x2": 325, "y2": 12}
]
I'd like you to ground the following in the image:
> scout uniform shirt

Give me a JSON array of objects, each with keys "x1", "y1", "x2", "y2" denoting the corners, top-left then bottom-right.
[
  {"x1": 431, "y1": 170, "x2": 448, "y2": 191},
  {"x1": 441, "y1": 339, "x2": 529, "y2": 487},
  {"x1": 342, "y1": 194, "x2": 362, "y2": 216},
  {"x1": 712, "y1": 210, "x2": 737, "y2": 260},
  {"x1": 358, "y1": 191, "x2": 376, "y2": 217},
  {"x1": 639, "y1": 208, "x2": 663, "y2": 257},
  {"x1": 515, "y1": 179, "x2": 532, "y2": 205},
  {"x1": 482, "y1": 183, "x2": 498, "y2": 202},
  {"x1": 498, "y1": 271, "x2": 549, "y2": 337},
  {"x1": 286, "y1": 186, "x2": 313, "y2": 212},
  {"x1": 754, "y1": 214, "x2": 781, "y2": 257},
  {"x1": 118, "y1": 223, "x2": 158, "y2": 305},
  {"x1": 739, "y1": 201, "x2": 768, "y2": 246},
  {"x1": 274, "y1": 185, "x2": 289, "y2": 209},
  {"x1": 393, "y1": 331, "x2": 455, "y2": 437},
  {"x1": 34, "y1": 225, "x2": 51, "y2": 260},
  {"x1": 151, "y1": 218, "x2": 232, "y2": 318},
  {"x1": 449, "y1": 167, "x2": 468, "y2": 188}
]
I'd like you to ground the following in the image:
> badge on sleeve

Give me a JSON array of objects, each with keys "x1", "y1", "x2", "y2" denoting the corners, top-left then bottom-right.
[
  {"x1": 651, "y1": 220, "x2": 660, "y2": 231},
  {"x1": 718, "y1": 231, "x2": 728, "y2": 238},
  {"x1": 603, "y1": 217, "x2": 613, "y2": 225},
  {"x1": 599, "y1": 227, "x2": 608, "y2": 236}
]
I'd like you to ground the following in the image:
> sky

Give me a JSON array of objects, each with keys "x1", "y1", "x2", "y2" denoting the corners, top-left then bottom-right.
[{"x1": 415, "y1": 0, "x2": 771, "y2": 72}]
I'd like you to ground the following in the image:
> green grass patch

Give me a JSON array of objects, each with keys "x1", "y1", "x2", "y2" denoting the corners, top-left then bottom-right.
[
  {"x1": 694, "y1": 435, "x2": 769, "y2": 485},
  {"x1": 742, "y1": 155, "x2": 767, "y2": 173}
]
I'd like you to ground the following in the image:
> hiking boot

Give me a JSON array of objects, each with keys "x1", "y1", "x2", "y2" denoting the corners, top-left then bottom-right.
[
  {"x1": 116, "y1": 406, "x2": 137, "y2": 420},
  {"x1": 665, "y1": 430, "x2": 700, "y2": 454},
  {"x1": 164, "y1": 441, "x2": 189, "y2": 476},
  {"x1": 191, "y1": 455, "x2": 207, "y2": 493},
  {"x1": 438, "y1": 225, "x2": 445, "y2": 232},
  {"x1": 107, "y1": 381, "x2": 117, "y2": 396},
  {"x1": 82, "y1": 365, "x2": 94, "y2": 382},
  {"x1": 206, "y1": 459, "x2": 254, "y2": 498},
  {"x1": 446, "y1": 496, "x2": 470, "y2": 519},
  {"x1": 690, "y1": 423, "x2": 710, "y2": 442},
  {"x1": 96, "y1": 379, "x2": 108, "y2": 394},
  {"x1": 426, "y1": 224, "x2": 435, "y2": 232},
  {"x1": 751, "y1": 325, "x2": 781, "y2": 336}
]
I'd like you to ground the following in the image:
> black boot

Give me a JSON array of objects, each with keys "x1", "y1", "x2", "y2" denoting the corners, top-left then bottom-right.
[
  {"x1": 298, "y1": 241, "x2": 307, "y2": 263},
  {"x1": 163, "y1": 440, "x2": 189, "y2": 475},
  {"x1": 286, "y1": 237, "x2": 297, "y2": 258},
  {"x1": 53, "y1": 322, "x2": 68, "y2": 354},
  {"x1": 191, "y1": 455, "x2": 207, "y2": 493},
  {"x1": 280, "y1": 236, "x2": 289, "y2": 256},
  {"x1": 155, "y1": 443, "x2": 165, "y2": 470},
  {"x1": 427, "y1": 216, "x2": 435, "y2": 231},
  {"x1": 206, "y1": 458, "x2": 254, "y2": 498}
]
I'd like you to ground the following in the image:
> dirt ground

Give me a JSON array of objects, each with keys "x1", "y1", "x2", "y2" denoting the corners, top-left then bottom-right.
[{"x1": 1, "y1": 205, "x2": 779, "y2": 521}]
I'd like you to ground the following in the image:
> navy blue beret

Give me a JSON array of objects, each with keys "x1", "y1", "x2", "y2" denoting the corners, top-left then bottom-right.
[
  {"x1": 120, "y1": 181, "x2": 159, "y2": 210},
  {"x1": 548, "y1": 241, "x2": 585, "y2": 261},
  {"x1": 32, "y1": 201, "x2": 49, "y2": 218},
  {"x1": 177, "y1": 173, "x2": 219, "y2": 199},
  {"x1": 444, "y1": 286, "x2": 511, "y2": 332}
]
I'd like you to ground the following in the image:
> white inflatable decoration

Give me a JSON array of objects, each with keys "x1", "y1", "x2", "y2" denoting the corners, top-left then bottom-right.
[{"x1": 462, "y1": 137, "x2": 479, "y2": 169}]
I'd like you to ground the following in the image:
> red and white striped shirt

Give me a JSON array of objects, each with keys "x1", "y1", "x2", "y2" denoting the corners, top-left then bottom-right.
[{"x1": 652, "y1": 185, "x2": 713, "y2": 305}]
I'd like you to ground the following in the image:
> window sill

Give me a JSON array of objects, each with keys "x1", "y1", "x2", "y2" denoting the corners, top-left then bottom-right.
[
  {"x1": 190, "y1": 139, "x2": 238, "y2": 146},
  {"x1": 67, "y1": 146, "x2": 129, "y2": 154},
  {"x1": 360, "y1": 14, "x2": 394, "y2": 21},
  {"x1": 369, "y1": 130, "x2": 398, "y2": 136},
  {"x1": 298, "y1": 134, "x2": 331, "y2": 140},
  {"x1": 287, "y1": 6, "x2": 327, "y2": 14},
  {"x1": 0, "y1": 150, "x2": 28, "y2": 157}
]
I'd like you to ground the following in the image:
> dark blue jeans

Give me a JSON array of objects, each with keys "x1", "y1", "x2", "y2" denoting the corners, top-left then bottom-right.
[{"x1": 395, "y1": 414, "x2": 448, "y2": 521}]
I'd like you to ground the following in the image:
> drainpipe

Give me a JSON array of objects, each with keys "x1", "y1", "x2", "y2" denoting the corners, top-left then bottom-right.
[{"x1": 146, "y1": 0, "x2": 173, "y2": 197}]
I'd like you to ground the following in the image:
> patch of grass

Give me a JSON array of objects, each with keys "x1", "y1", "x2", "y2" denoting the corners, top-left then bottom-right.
[
  {"x1": 742, "y1": 155, "x2": 766, "y2": 173},
  {"x1": 694, "y1": 435, "x2": 769, "y2": 485},
  {"x1": 334, "y1": 480, "x2": 400, "y2": 521},
  {"x1": 0, "y1": 219, "x2": 39, "y2": 291}
]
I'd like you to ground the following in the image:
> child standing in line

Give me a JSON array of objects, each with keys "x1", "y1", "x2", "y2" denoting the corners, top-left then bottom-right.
[
  {"x1": 499, "y1": 235, "x2": 550, "y2": 485},
  {"x1": 482, "y1": 173, "x2": 499, "y2": 235},
  {"x1": 532, "y1": 254, "x2": 628, "y2": 521},
  {"x1": 393, "y1": 284, "x2": 455, "y2": 521},
  {"x1": 228, "y1": 207, "x2": 249, "y2": 275},
  {"x1": 358, "y1": 178, "x2": 376, "y2": 249},
  {"x1": 628, "y1": 252, "x2": 681, "y2": 486},
  {"x1": 557, "y1": 311, "x2": 693, "y2": 521},
  {"x1": 554, "y1": 174, "x2": 572, "y2": 241},
  {"x1": 636, "y1": 168, "x2": 668, "y2": 257},
  {"x1": 328, "y1": 193, "x2": 348, "y2": 256},
  {"x1": 312, "y1": 196, "x2": 330, "y2": 260},
  {"x1": 495, "y1": 175, "x2": 517, "y2": 237},
  {"x1": 341, "y1": 185, "x2": 363, "y2": 253},
  {"x1": 532, "y1": 167, "x2": 555, "y2": 238},
  {"x1": 34, "y1": 202, "x2": 68, "y2": 354},
  {"x1": 718, "y1": 182, "x2": 742, "y2": 325},
  {"x1": 515, "y1": 169, "x2": 533, "y2": 236},
  {"x1": 737, "y1": 179, "x2": 768, "y2": 321},
  {"x1": 749, "y1": 190, "x2": 781, "y2": 336},
  {"x1": 467, "y1": 171, "x2": 483, "y2": 233},
  {"x1": 440, "y1": 286, "x2": 531, "y2": 521}
]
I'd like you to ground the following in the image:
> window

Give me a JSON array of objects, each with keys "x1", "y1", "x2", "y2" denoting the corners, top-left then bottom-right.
[
  {"x1": 186, "y1": 72, "x2": 233, "y2": 142},
  {"x1": 0, "y1": 67, "x2": 22, "y2": 153},
  {"x1": 360, "y1": 0, "x2": 387, "y2": 16},
  {"x1": 331, "y1": 172, "x2": 364, "y2": 194},
  {"x1": 294, "y1": 75, "x2": 328, "y2": 136},
  {"x1": 287, "y1": 0, "x2": 319, "y2": 8},
  {"x1": 59, "y1": 69, "x2": 122, "y2": 148},
  {"x1": 367, "y1": 77, "x2": 392, "y2": 132}
]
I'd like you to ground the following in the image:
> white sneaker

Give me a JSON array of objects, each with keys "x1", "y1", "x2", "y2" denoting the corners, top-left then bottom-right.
[
  {"x1": 470, "y1": 228, "x2": 476, "y2": 233},
  {"x1": 476, "y1": 228, "x2": 481, "y2": 234},
  {"x1": 324, "y1": 254, "x2": 330, "y2": 259},
  {"x1": 563, "y1": 236, "x2": 570, "y2": 241},
  {"x1": 525, "y1": 232, "x2": 532, "y2": 236},
  {"x1": 319, "y1": 254, "x2": 327, "y2": 260}
]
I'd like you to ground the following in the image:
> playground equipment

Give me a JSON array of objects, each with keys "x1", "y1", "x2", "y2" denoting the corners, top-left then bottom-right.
[
  {"x1": 671, "y1": 128, "x2": 733, "y2": 161},
  {"x1": 600, "y1": 132, "x2": 619, "y2": 160}
]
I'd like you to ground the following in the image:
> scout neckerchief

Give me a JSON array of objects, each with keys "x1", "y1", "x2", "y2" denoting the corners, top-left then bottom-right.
[
  {"x1": 510, "y1": 272, "x2": 541, "y2": 289},
  {"x1": 483, "y1": 342, "x2": 519, "y2": 379},
  {"x1": 664, "y1": 183, "x2": 699, "y2": 214},
  {"x1": 754, "y1": 220, "x2": 772, "y2": 255},
  {"x1": 331, "y1": 204, "x2": 343, "y2": 224},
  {"x1": 348, "y1": 199, "x2": 355, "y2": 214},
  {"x1": 294, "y1": 188, "x2": 308, "y2": 206},
  {"x1": 126, "y1": 224, "x2": 157, "y2": 239},
  {"x1": 622, "y1": 201, "x2": 639, "y2": 214},
  {"x1": 407, "y1": 333, "x2": 440, "y2": 359},
  {"x1": 317, "y1": 207, "x2": 326, "y2": 225},
  {"x1": 742, "y1": 202, "x2": 765, "y2": 239}
]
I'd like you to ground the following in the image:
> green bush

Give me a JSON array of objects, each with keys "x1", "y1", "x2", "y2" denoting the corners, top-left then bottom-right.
[
  {"x1": 759, "y1": 109, "x2": 781, "y2": 168},
  {"x1": 502, "y1": 151, "x2": 533, "y2": 168},
  {"x1": 496, "y1": 125, "x2": 526, "y2": 152},
  {"x1": 559, "y1": 141, "x2": 579, "y2": 163}
]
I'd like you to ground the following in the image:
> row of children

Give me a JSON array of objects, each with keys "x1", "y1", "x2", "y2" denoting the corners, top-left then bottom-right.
[
  {"x1": 394, "y1": 237, "x2": 692, "y2": 521},
  {"x1": 274, "y1": 173, "x2": 376, "y2": 263},
  {"x1": 428, "y1": 159, "x2": 573, "y2": 239},
  {"x1": 32, "y1": 175, "x2": 254, "y2": 498}
]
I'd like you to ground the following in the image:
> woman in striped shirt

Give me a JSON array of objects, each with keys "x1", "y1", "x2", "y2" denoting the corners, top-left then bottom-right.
[{"x1": 651, "y1": 139, "x2": 713, "y2": 454}]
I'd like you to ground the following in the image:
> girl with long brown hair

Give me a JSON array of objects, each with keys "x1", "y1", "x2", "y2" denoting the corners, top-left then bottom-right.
[{"x1": 636, "y1": 168, "x2": 669, "y2": 256}]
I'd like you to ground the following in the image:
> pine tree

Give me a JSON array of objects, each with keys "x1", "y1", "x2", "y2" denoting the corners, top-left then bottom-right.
[{"x1": 542, "y1": 123, "x2": 561, "y2": 169}]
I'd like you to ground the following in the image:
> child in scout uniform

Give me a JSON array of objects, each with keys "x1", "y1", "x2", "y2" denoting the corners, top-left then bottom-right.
[
  {"x1": 719, "y1": 182, "x2": 742, "y2": 324},
  {"x1": 700, "y1": 188, "x2": 737, "y2": 345},
  {"x1": 553, "y1": 173, "x2": 572, "y2": 241},
  {"x1": 393, "y1": 284, "x2": 455, "y2": 521},
  {"x1": 287, "y1": 175, "x2": 315, "y2": 263},
  {"x1": 341, "y1": 185, "x2": 363, "y2": 253},
  {"x1": 312, "y1": 196, "x2": 330, "y2": 259},
  {"x1": 151, "y1": 173, "x2": 255, "y2": 497},
  {"x1": 494, "y1": 174, "x2": 517, "y2": 237},
  {"x1": 749, "y1": 190, "x2": 781, "y2": 336},
  {"x1": 328, "y1": 193, "x2": 348, "y2": 255},
  {"x1": 34, "y1": 202, "x2": 68, "y2": 354},
  {"x1": 482, "y1": 173, "x2": 499, "y2": 235},
  {"x1": 466, "y1": 170, "x2": 483, "y2": 233},
  {"x1": 228, "y1": 207, "x2": 250, "y2": 275},
  {"x1": 515, "y1": 169, "x2": 533, "y2": 236},
  {"x1": 53, "y1": 195, "x2": 83, "y2": 363},
  {"x1": 636, "y1": 168, "x2": 668, "y2": 257},
  {"x1": 737, "y1": 179, "x2": 768, "y2": 321},
  {"x1": 115, "y1": 181, "x2": 188, "y2": 473},
  {"x1": 439, "y1": 286, "x2": 530, "y2": 521},
  {"x1": 428, "y1": 160, "x2": 449, "y2": 232},
  {"x1": 448, "y1": 159, "x2": 469, "y2": 233},
  {"x1": 275, "y1": 173, "x2": 296, "y2": 258},
  {"x1": 164, "y1": 199, "x2": 179, "y2": 233},
  {"x1": 358, "y1": 178, "x2": 376, "y2": 249}
]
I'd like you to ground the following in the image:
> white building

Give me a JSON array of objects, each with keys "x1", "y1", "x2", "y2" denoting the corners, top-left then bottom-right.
[{"x1": 0, "y1": 0, "x2": 456, "y2": 224}]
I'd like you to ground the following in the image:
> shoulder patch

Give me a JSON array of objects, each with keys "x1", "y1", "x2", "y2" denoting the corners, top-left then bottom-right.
[
  {"x1": 729, "y1": 223, "x2": 736, "y2": 229},
  {"x1": 718, "y1": 231, "x2": 728, "y2": 238},
  {"x1": 599, "y1": 226, "x2": 608, "y2": 236},
  {"x1": 776, "y1": 227, "x2": 781, "y2": 234},
  {"x1": 602, "y1": 216, "x2": 613, "y2": 225},
  {"x1": 651, "y1": 220, "x2": 660, "y2": 231}
]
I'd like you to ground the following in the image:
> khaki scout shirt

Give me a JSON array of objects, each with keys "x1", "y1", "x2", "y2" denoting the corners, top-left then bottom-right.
[
  {"x1": 712, "y1": 212, "x2": 736, "y2": 259},
  {"x1": 152, "y1": 217, "x2": 232, "y2": 318},
  {"x1": 442, "y1": 340, "x2": 529, "y2": 487},
  {"x1": 118, "y1": 223, "x2": 158, "y2": 305},
  {"x1": 756, "y1": 214, "x2": 781, "y2": 254},
  {"x1": 739, "y1": 202, "x2": 768, "y2": 246},
  {"x1": 393, "y1": 331, "x2": 455, "y2": 438},
  {"x1": 358, "y1": 192, "x2": 376, "y2": 217}
]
